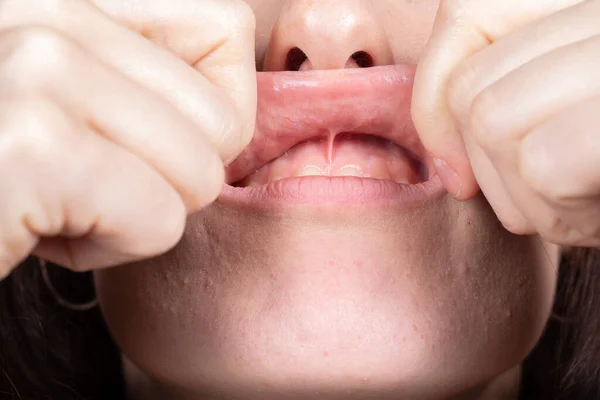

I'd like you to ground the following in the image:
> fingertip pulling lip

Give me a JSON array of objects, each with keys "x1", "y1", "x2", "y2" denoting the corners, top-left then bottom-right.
[{"x1": 219, "y1": 175, "x2": 445, "y2": 210}]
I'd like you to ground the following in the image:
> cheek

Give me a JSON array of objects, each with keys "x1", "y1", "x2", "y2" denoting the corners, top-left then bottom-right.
[{"x1": 95, "y1": 195, "x2": 558, "y2": 397}]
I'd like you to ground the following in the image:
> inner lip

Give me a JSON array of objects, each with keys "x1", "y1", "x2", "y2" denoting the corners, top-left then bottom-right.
[
  {"x1": 231, "y1": 132, "x2": 428, "y2": 187},
  {"x1": 225, "y1": 65, "x2": 426, "y2": 186}
]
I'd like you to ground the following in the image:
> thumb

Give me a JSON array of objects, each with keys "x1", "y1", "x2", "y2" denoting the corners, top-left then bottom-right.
[{"x1": 411, "y1": 0, "x2": 582, "y2": 199}]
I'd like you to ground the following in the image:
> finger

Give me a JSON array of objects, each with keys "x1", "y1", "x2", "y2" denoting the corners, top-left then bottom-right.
[
  {"x1": 496, "y1": 169, "x2": 600, "y2": 247},
  {"x1": 1, "y1": 0, "x2": 257, "y2": 163},
  {"x1": 412, "y1": 0, "x2": 584, "y2": 199},
  {"x1": 0, "y1": 27, "x2": 224, "y2": 211},
  {"x1": 464, "y1": 34, "x2": 600, "y2": 159},
  {"x1": 462, "y1": 143, "x2": 534, "y2": 235},
  {"x1": 455, "y1": 29, "x2": 600, "y2": 239},
  {"x1": 449, "y1": 0, "x2": 600, "y2": 138},
  {"x1": 520, "y1": 94, "x2": 600, "y2": 246},
  {"x1": 465, "y1": 36, "x2": 600, "y2": 245},
  {"x1": 0, "y1": 97, "x2": 186, "y2": 275}
]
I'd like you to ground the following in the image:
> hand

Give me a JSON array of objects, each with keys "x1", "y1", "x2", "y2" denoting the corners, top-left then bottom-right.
[
  {"x1": 412, "y1": 0, "x2": 600, "y2": 246},
  {"x1": 0, "y1": 0, "x2": 257, "y2": 276}
]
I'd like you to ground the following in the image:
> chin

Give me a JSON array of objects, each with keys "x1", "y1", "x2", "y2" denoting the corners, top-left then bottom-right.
[
  {"x1": 94, "y1": 66, "x2": 558, "y2": 399},
  {"x1": 95, "y1": 190, "x2": 558, "y2": 399}
]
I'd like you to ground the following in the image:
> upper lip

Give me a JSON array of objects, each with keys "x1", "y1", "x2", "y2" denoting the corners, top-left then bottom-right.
[{"x1": 225, "y1": 65, "x2": 425, "y2": 184}]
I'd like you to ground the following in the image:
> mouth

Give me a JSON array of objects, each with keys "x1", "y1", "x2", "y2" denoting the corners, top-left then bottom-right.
[{"x1": 221, "y1": 65, "x2": 444, "y2": 207}]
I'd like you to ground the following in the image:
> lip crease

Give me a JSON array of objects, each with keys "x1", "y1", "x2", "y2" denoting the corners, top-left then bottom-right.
[{"x1": 220, "y1": 64, "x2": 445, "y2": 208}]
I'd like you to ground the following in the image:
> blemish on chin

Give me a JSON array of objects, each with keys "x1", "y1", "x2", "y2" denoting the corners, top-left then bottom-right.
[{"x1": 466, "y1": 216, "x2": 473, "y2": 228}]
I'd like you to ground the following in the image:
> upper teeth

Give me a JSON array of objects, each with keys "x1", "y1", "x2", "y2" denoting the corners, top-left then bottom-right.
[
  {"x1": 299, "y1": 165, "x2": 326, "y2": 176},
  {"x1": 337, "y1": 164, "x2": 368, "y2": 178}
]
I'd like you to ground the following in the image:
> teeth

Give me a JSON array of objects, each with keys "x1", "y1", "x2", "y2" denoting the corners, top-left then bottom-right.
[
  {"x1": 337, "y1": 164, "x2": 367, "y2": 178},
  {"x1": 238, "y1": 134, "x2": 426, "y2": 187},
  {"x1": 298, "y1": 165, "x2": 326, "y2": 176},
  {"x1": 270, "y1": 175, "x2": 286, "y2": 183}
]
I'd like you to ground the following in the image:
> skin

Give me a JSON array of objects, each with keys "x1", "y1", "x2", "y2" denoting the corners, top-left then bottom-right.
[
  {"x1": 413, "y1": 0, "x2": 600, "y2": 247},
  {"x1": 4, "y1": 0, "x2": 600, "y2": 398}
]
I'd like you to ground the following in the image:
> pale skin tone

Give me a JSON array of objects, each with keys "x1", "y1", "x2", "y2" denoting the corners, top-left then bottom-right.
[{"x1": 0, "y1": 0, "x2": 597, "y2": 399}]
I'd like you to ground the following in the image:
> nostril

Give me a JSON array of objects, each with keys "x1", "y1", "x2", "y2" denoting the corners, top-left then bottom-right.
[
  {"x1": 284, "y1": 48, "x2": 374, "y2": 71},
  {"x1": 351, "y1": 51, "x2": 374, "y2": 68},
  {"x1": 285, "y1": 47, "x2": 308, "y2": 71}
]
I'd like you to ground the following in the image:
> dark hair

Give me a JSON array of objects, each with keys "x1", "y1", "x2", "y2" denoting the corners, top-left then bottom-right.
[
  {"x1": 0, "y1": 250, "x2": 599, "y2": 400},
  {"x1": 522, "y1": 247, "x2": 600, "y2": 399},
  {"x1": 0, "y1": 258, "x2": 124, "y2": 400}
]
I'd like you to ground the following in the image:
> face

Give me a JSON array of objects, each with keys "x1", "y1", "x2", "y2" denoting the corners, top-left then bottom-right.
[{"x1": 95, "y1": 1, "x2": 559, "y2": 399}]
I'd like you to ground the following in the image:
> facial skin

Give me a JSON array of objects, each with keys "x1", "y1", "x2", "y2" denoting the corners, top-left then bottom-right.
[{"x1": 94, "y1": 1, "x2": 559, "y2": 399}]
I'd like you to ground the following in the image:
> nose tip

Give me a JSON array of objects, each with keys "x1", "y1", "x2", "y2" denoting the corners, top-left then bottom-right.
[{"x1": 263, "y1": 0, "x2": 394, "y2": 71}]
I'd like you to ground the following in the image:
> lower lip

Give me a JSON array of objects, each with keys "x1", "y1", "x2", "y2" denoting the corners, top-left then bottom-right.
[{"x1": 219, "y1": 175, "x2": 445, "y2": 210}]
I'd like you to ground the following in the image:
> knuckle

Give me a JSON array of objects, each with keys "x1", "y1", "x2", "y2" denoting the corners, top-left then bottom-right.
[
  {"x1": 437, "y1": 0, "x2": 466, "y2": 22},
  {"x1": 468, "y1": 89, "x2": 503, "y2": 150},
  {"x1": 539, "y1": 217, "x2": 582, "y2": 246},
  {"x1": 542, "y1": 216, "x2": 567, "y2": 237},
  {"x1": 520, "y1": 141, "x2": 567, "y2": 202},
  {"x1": 204, "y1": 95, "x2": 245, "y2": 161},
  {"x1": 65, "y1": 259, "x2": 88, "y2": 272},
  {"x1": 547, "y1": 208, "x2": 600, "y2": 244},
  {"x1": 573, "y1": 223, "x2": 600, "y2": 242},
  {"x1": 493, "y1": 207, "x2": 533, "y2": 235},
  {"x1": 0, "y1": 99, "x2": 71, "y2": 163},
  {"x1": 221, "y1": 111, "x2": 247, "y2": 161},
  {"x1": 447, "y1": 60, "x2": 478, "y2": 125},
  {"x1": 218, "y1": 0, "x2": 256, "y2": 35},
  {"x1": 191, "y1": 157, "x2": 225, "y2": 211},
  {"x1": 145, "y1": 197, "x2": 187, "y2": 256},
  {"x1": 0, "y1": 231, "x2": 31, "y2": 276},
  {"x1": 161, "y1": 204, "x2": 187, "y2": 251},
  {"x1": 0, "y1": 27, "x2": 77, "y2": 90},
  {"x1": 499, "y1": 217, "x2": 533, "y2": 236}
]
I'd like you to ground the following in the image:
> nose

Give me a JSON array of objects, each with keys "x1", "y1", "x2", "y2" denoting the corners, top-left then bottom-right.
[{"x1": 263, "y1": 0, "x2": 394, "y2": 71}]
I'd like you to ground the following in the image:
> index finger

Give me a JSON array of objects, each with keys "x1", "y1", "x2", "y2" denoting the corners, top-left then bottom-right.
[
  {"x1": 411, "y1": 0, "x2": 583, "y2": 200},
  {"x1": 95, "y1": 0, "x2": 258, "y2": 156},
  {"x1": 1, "y1": 0, "x2": 257, "y2": 163}
]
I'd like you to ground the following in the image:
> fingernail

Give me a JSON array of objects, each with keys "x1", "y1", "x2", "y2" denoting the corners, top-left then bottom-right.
[{"x1": 433, "y1": 158, "x2": 462, "y2": 198}]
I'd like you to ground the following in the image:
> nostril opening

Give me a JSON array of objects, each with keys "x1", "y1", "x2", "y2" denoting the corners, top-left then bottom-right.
[
  {"x1": 351, "y1": 51, "x2": 374, "y2": 68},
  {"x1": 285, "y1": 47, "x2": 308, "y2": 71}
]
